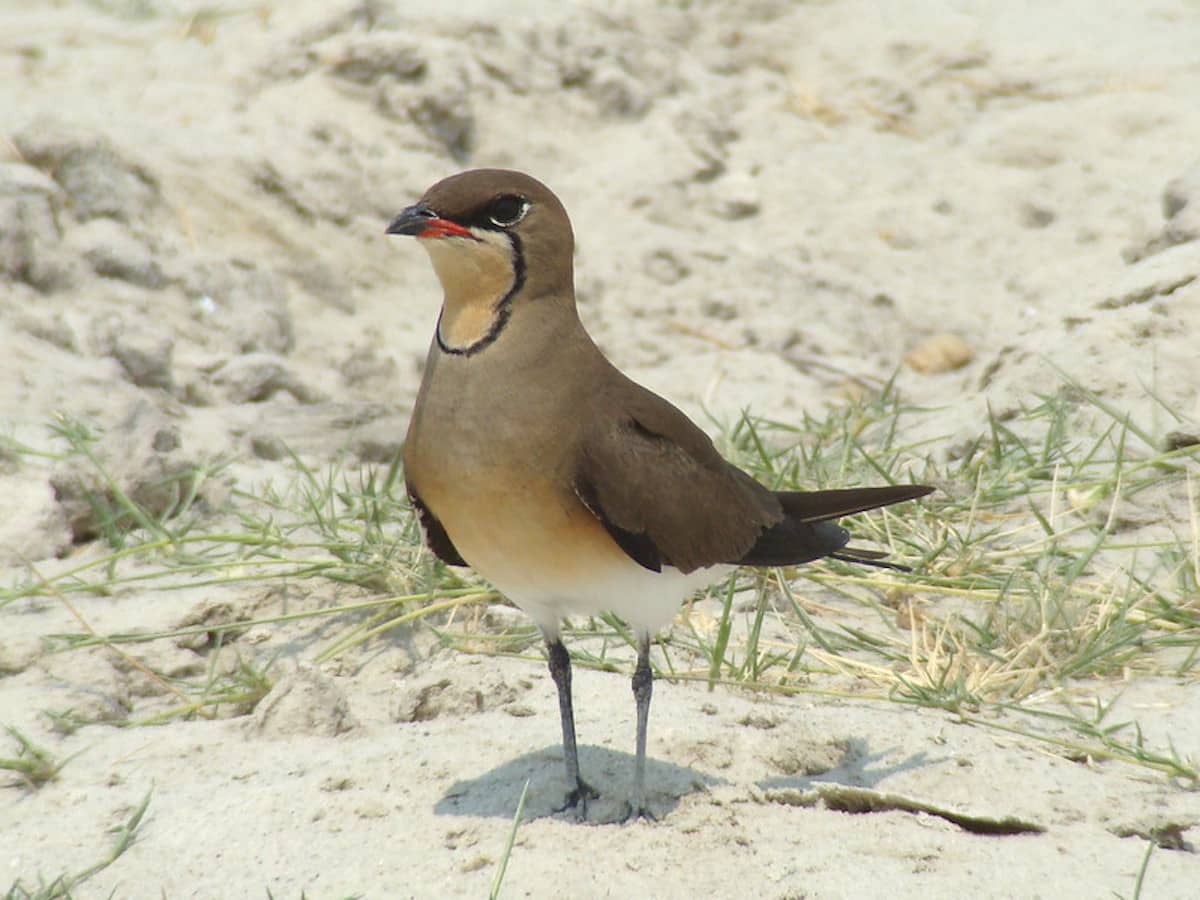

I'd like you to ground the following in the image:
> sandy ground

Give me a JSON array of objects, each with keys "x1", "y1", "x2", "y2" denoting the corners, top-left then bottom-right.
[{"x1": 2, "y1": 1, "x2": 1199, "y2": 897}]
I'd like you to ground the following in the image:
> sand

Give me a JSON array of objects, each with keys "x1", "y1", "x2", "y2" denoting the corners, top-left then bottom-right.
[{"x1": 2, "y1": 1, "x2": 1198, "y2": 897}]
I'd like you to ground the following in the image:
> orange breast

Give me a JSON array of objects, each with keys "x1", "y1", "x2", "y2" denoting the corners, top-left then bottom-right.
[{"x1": 418, "y1": 471, "x2": 628, "y2": 590}]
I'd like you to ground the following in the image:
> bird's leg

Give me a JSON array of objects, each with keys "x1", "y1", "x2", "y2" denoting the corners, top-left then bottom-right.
[
  {"x1": 545, "y1": 636, "x2": 598, "y2": 817},
  {"x1": 624, "y1": 632, "x2": 657, "y2": 822}
]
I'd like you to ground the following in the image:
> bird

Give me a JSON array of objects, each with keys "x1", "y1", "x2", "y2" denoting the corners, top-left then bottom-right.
[{"x1": 386, "y1": 168, "x2": 932, "y2": 822}]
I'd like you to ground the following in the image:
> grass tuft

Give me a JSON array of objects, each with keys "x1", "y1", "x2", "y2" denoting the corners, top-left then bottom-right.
[
  {"x1": 3, "y1": 376, "x2": 1197, "y2": 785},
  {"x1": 0, "y1": 726, "x2": 70, "y2": 789},
  {"x1": 4, "y1": 792, "x2": 150, "y2": 899}
]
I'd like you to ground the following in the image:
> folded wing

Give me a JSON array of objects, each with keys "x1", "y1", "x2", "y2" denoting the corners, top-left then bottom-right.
[{"x1": 573, "y1": 379, "x2": 932, "y2": 574}]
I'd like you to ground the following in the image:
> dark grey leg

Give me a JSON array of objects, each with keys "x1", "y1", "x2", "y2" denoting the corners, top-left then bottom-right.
[
  {"x1": 626, "y1": 632, "x2": 656, "y2": 822},
  {"x1": 545, "y1": 636, "x2": 597, "y2": 817}
]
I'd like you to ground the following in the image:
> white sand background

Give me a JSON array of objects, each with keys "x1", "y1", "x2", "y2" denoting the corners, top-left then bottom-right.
[{"x1": 2, "y1": 0, "x2": 1199, "y2": 897}]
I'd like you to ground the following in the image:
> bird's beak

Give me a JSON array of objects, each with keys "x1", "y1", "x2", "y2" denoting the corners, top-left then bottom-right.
[{"x1": 386, "y1": 203, "x2": 474, "y2": 239}]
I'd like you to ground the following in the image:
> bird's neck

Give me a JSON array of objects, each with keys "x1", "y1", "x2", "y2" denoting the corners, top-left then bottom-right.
[{"x1": 423, "y1": 237, "x2": 519, "y2": 354}]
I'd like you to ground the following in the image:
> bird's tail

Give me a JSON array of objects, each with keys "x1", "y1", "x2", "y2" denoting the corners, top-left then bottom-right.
[
  {"x1": 776, "y1": 484, "x2": 934, "y2": 522},
  {"x1": 830, "y1": 546, "x2": 914, "y2": 572},
  {"x1": 736, "y1": 484, "x2": 933, "y2": 569}
]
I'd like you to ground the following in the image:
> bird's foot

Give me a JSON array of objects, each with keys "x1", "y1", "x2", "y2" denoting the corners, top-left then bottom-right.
[
  {"x1": 555, "y1": 779, "x2": 600, "y2": 820},
  {"x1": 617, "y1": 801, "x2": 658, "y2": 824}
]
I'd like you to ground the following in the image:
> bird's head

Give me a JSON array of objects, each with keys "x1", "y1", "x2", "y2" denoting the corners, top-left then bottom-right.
[{"x1": 387, "y1": 169, "x2": 575, "y2": 354}]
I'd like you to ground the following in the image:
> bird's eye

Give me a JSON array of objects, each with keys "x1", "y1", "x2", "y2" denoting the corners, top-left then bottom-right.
[{"x1": 487, "y1": 195, "x2": 529, "y2": 228}]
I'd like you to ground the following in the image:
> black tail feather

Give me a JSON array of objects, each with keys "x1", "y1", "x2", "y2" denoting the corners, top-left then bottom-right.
[
  {"x1": 736, "y1": 483, "x2": 933, "y2": 569},
  {"x1": 776, "y1": 484, "x2": 935, "y2": 523},
  {"x1": 830, "y1": 548, "x2": 914, "y2": 573}
]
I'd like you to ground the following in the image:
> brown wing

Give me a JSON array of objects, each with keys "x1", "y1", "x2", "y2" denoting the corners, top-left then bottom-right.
[
  {"x1": 573, "y1": 382, "x2": 784, "y2": 574},
  {"x1": 573, "y1": 375, "x2": 935, "y2": 574},
  {"x1": 407, "y1": 483, "x2": 468, "y2": 566}
]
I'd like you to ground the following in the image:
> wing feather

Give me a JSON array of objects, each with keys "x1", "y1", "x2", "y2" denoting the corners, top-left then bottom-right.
[{"x1": 407, "y1": 484, "x2": 468, "y2": 566}]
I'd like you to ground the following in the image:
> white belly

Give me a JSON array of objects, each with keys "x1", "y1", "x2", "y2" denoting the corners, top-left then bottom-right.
[{"x1": 480, "y1": 550, "x2": 730, "y2": 639}]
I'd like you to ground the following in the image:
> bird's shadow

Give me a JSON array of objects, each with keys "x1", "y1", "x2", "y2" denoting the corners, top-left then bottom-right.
[
  {"x1": 757, "y1": 738, "x2": 939, "y2": 793},
  {"x1": 434, "y1": 738, "x2": 941, "y2": 824},
  {"x1": 434, "y1": 744, "x2": 720, "y2": 824}
]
